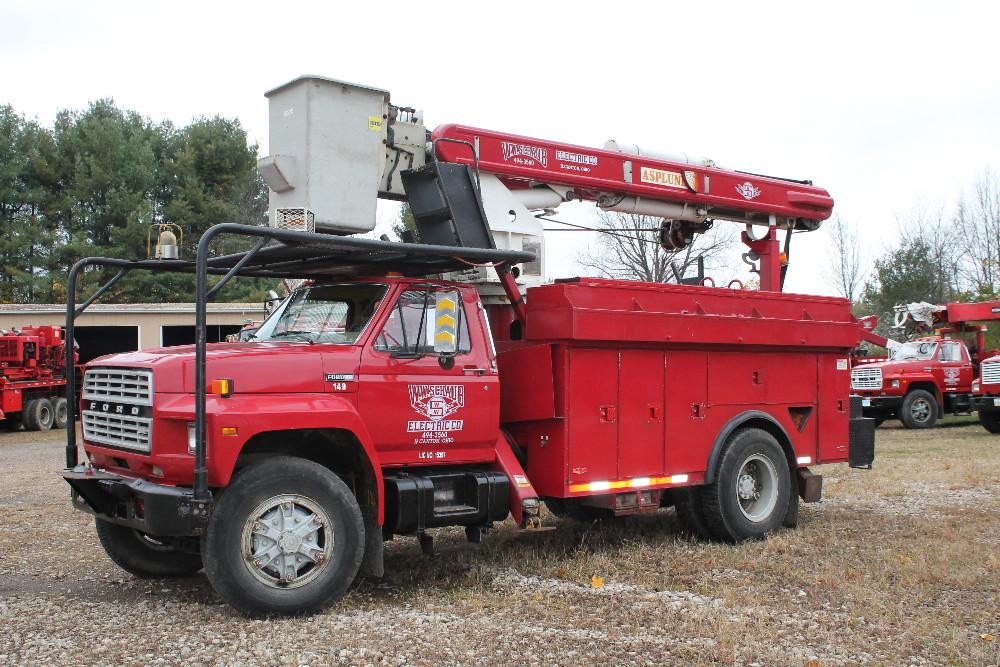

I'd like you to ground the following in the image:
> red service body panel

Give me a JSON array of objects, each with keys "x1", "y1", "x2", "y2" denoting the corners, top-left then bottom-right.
[{"x1": 498, "y1": 278, "x2": 859, "y2": 499}]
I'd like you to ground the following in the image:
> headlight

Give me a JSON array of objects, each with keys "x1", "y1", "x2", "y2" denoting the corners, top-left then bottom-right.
[
  {"x1": 187, "y1": 422, "x2": 196, "y2": 455},
  {"x1": 891, "y1": 379, "x2": 900, "y2": 388},
  {"x1": 973, "y1": 379, "x2": 980, "y2": 392}
]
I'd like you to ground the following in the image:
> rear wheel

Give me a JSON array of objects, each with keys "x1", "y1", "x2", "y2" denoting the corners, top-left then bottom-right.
[
  {"x1": 95, "y1": 519, "x2": 202, "y2": 578},
  {"x1": 203, "y1": 457, "x2": 364, "y2": 617},
  {"x1": 699, "y1": 428, "x2": 791, "y2": 542},
  {"x1": 23, "y1": 398, "x2": 54, "y2": 431},
  {"x1": 900, "y1": 389, "x2": 937, "y2": 429},
  {"x1": 979, "y1": 410, "x2": 1000, "y2": 434},
  {"x1": 670, "y1": 487, "x2": 714, "y2": 540},
  {"x1": 53, "y1": 397, "x2": 68, "y2": 429}
]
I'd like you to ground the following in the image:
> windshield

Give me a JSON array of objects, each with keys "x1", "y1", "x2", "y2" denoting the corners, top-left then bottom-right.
[
  {"x1": 891, "y1": 341, "x2": 938, "y2": 361},
  {"x1": 254, "y1": 284, "x2": 387, "y2": 344}
]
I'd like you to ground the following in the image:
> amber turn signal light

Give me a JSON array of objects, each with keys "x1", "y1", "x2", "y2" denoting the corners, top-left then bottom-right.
[{"x1": 210, "y1": 378, "x2": 233, "y2": 397}]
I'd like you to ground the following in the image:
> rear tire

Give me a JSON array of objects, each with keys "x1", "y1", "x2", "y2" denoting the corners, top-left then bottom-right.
[
  {"x1": 203, "y1": 457, "x2": 364, "y2": 617},
  {"x1": 670, "y1": 487, "x2": 715, "y2": 540},
  {"x1": 900, "y1": 389, "x2": 937, "y2": 429},
  {"x1": 21, "y1": 400, "x2": 38, "y2": 431},
  {"x1": 979, "y1": 410, "x2": 1000, "y2": 434},
  {"x1": 95, "y1": 519, "x2": 203, "y2": 578},
  {"x1": 699, "y1": 428, "x2": 791, "y2": 542},
  {"x1": 53, "y1": 397, "x2": 69, "y2": 429}
]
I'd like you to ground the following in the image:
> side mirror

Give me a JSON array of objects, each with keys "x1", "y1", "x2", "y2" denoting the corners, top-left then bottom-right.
[{"x1": 432, "y1": 292, "x2": 460, "y2": 355}]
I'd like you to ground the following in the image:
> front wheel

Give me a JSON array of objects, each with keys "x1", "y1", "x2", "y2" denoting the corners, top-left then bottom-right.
[
  {"x1": 203, "y1": 457, "x2": 365, "y2": 617},
  {"x1": 699, "y1": 428, "x2": 791, "y2": 542},
  {"x1": 95, "y1": 519, "x2": 203, "y2": 578},
  {"x1": 900, "y1": 389, "x2": 938, "y2": 429},
  {"x1": 979, "y1": 410, "x2": 1000, "y2": 434}
]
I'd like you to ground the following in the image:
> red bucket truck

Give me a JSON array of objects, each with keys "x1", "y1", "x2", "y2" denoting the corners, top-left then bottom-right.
[
  {"x1": 60, "y1": 76, "x2": 874, "y2": 617},
  {"x1": 852, "y1": 300, "x2": 1000, "y2": 428}
]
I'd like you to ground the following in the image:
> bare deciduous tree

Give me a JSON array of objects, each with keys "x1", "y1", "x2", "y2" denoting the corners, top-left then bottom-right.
[
  {"x1": 824, "y1": 216, "x2": 865, "y2": 302},
  {"x1": 953, "y1": 168, "x2": 1000, "y2": 296},
  {"x1": 574, "y1": 211, "x2": 734, "y2": 283}
]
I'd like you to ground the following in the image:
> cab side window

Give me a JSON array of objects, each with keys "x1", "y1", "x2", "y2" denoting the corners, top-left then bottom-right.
[
  {"x1": 939, "y1": 341, "x2": 961, "y2": 362},
  {"x1": 374, "y1": 290, "x2": 472, "y2": 355}
]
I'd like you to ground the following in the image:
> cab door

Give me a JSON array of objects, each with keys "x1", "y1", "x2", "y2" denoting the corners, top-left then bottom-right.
[
  {"x1": 935, "y1": 340, "x2": 973, "y2": 393},
  {"x1": 357, "y1": 285, "x2": 499, "y2": 466}
]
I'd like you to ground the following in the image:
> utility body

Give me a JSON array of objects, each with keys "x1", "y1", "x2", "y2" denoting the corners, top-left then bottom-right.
[
  {"x1": 0, "y1": 325, "x2": 72, "y2": 431},
  {"x1": 61, "y1": 76, "x2": 874, "y2": 617}
]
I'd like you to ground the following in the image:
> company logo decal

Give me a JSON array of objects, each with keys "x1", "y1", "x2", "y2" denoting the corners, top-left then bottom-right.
[
  {"x1": 555, "y1": 149, "x2": 598, "y2": 173},
  {"x1": 943, "y1": 367, "x2": 960, "y2": 385},
  {"x1": 407, "y1": 384, "x2": 465, "y2": 440},
  {"x1": 501, "y1": 142, "x2": 548, "y2": 168},
  {"x1": 735, "y1": 181, "x2": 761, "y2": 200},
  {"x1": 639, "y1": 166, "x2": 685, "y2": 188}
]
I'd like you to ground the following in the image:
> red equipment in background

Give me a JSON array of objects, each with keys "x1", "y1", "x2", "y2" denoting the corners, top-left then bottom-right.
[
  {"x1": 0, "y1": 325, "x2": 72, "y2": 431},
  {"x1": 851, "y1": 299, "x2": 1000, "y2": 429}
]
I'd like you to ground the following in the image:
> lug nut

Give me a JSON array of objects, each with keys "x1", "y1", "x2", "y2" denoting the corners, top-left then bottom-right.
[{"x1": 314, "y1": 552, "x2": 325, "y2": 563}]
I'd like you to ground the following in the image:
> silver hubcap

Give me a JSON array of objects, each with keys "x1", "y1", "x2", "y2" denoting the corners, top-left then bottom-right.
[
  {"x1": 241, "y1": 494, "x2": 333, "y2": 589},
  {"x1": 735, "y1": 454, "x2": 778, "y2": 523},
  {"x1": 910, "y1": 398, "x2": 931, "y2": 422}
]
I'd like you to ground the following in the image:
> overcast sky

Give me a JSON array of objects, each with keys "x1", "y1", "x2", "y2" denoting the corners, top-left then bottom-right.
[{"x1": 3, "y1": 1, "x2": 998, "y2": 296}]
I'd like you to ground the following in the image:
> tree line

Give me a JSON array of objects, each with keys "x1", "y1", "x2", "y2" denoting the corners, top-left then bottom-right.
[
  {"x1": 0, "y1": 101, "x2": 270, "y2": 304},
  {"x1": 826, "y1": 169, "x2": 1000, "y2": 345}
]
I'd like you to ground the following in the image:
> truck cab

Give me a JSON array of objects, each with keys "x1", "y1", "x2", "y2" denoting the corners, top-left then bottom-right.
[
  {"x1": 851, "y1": 337, "x2": 974, "y2": 428},
  {"x1": 971, "y1": 354, "x2": 1000, "y2": 433}
]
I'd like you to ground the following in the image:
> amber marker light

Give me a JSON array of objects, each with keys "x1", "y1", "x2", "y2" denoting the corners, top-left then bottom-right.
[{"x1": 210, "y1": 378, "x2": 233, "y2": 397}]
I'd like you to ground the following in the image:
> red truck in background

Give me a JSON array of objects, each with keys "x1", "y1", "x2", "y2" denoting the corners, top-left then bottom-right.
[
  {"x1": 851, "y1": 337, "x2": 974, "y2": 428},
  {"x1": 971, "y1": 355, "x2": 1000, "y2": 432},
  {"x1": 852, "y1": 300, "x2": 1000, "y2": 429},
  {"x1": 1, "y1": 325, "x2": 72, "y2": 431}
]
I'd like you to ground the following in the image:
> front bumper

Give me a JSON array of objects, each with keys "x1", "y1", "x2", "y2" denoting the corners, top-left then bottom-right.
[
  {"x1": 857, "y1": 394, "x2": 902, "y2": 416},
  {"x1": 61, "y1": 465, "x2": 212, "y2": 537},
  {"x1": 972, "y1": 396, "x2": 1000, "y2": 413}
]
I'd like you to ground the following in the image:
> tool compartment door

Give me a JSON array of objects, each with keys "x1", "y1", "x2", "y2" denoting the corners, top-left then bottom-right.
[
  {"x1": 618, "y1": 350, "x2": 665, "y2": 478},
  {"x1": 567, "y1": 348, "x2": 619, "y2": 486}
]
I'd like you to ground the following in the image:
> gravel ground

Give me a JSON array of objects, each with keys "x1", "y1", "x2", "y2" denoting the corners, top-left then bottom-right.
[{"x1": 1, "y1": 422, "x2": 998, "y2": 666}]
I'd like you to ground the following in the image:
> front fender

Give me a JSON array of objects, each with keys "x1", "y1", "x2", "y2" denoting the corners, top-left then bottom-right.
[{"x1": 157, "y1": 393, "x2": 384, "y2": 519}]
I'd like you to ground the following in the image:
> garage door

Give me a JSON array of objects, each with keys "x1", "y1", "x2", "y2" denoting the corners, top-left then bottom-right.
[{"x1": 74, "y1": 326, "x2": 139, "y2": 364}]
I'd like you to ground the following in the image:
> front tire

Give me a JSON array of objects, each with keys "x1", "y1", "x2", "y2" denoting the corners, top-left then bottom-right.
[
  {"x1": 95, "y1": 519, "x2": 203, "y2": 578},
  {"x1": 203, "y1": 457, "x2": 364, "y2": 617},
  {"x1": 979, "y1": 410, "x2": 1000, "y2": 434},
  {"x1": 900, "y1": 389, "x2": 938, "y2": 429},
  {"x1": 699, "y1": 428, "x2": 791, "y2": 542}
]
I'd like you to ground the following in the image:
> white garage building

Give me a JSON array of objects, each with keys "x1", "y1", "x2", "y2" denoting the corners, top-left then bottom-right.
[{"x1": 0, "y1": 303, "x2": 267, "y2": 363}]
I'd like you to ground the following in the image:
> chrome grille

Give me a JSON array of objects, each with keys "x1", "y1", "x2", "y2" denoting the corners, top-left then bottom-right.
[
  {"x1": 981, "y1": 362, "x2": 1000, "y2": 386},
  {"x1": 83, "y1": 368, "x2": 153, "y2": 405},
  {"x1": 851, "y1": 366, "x2": 882, "y2": 390},
  {"x1": 83, "y1": 368, "x2": 153, "y2": 452},
  {"x1": 82, "y1": 412, "x2": 152, "y2": 453}
]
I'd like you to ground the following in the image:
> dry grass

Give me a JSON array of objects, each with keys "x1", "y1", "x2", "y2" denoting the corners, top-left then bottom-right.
[{"x1": 0, "y1": 421, "x2": 998, "y2": 666}]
